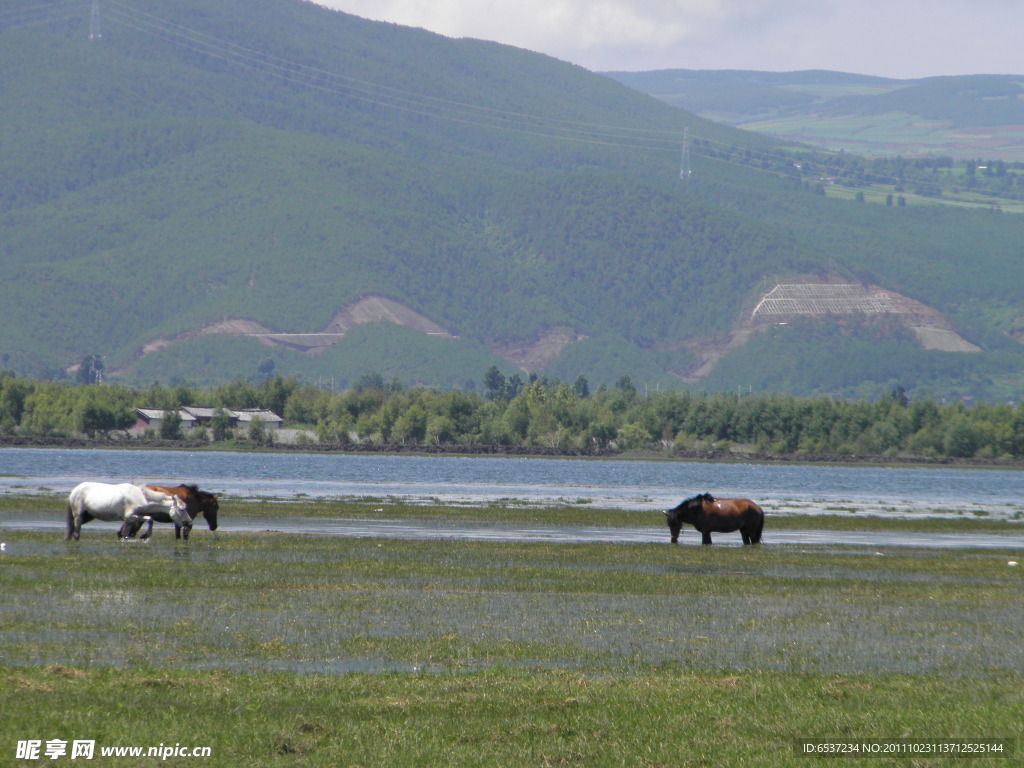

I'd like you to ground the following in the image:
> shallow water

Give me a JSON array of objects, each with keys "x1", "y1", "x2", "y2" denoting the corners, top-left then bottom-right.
[
  {"x1": 3, "y1": 447, "x2": 1024, "y2": 520},
  {"x1": 4, "y1": 512, "x2": 1023, "y2": 550},
  {"x1": 4, "y1": 447, "x2": 1024, "y2": 549},
  {"x1": 4, "y1": 532, "x2": 1021, "y2": 676}
]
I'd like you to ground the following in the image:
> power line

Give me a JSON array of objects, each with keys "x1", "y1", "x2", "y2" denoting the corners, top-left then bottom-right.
[
  {"x1": 99, "y1": 1, "x2": 709, "y2": 154},
  {"x1": 93, "y1": 2, "x2": 954, "y2": 188},
  {"x1": 10, "y1": 1, "x2": 1021, "y2": 203}
]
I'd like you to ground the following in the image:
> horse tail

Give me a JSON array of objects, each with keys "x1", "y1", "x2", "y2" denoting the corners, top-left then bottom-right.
[
  {"x1": 65, "y1": 490, "x2": 81, "y2": 540},
  {"x1": 749, "y1": 504, "x2": 765, "y2": 544}
]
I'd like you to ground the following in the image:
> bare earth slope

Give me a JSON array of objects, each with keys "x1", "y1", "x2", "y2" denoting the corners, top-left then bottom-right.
[
  {"x1": 680, "y1": 279, "x2": 979, "y2": 382},
  {"x1": 134, "y1": 283, "x2": 979, "y2": 381}
]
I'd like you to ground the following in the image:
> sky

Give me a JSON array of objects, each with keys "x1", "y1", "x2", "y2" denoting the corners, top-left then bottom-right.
[{"x1": 314, "y1": 0, "x2": 1024, "y2": 79}]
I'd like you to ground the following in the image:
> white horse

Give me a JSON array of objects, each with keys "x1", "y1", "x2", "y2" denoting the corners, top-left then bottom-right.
[{"x1": 65, "y1": 482, "x2": 191, "y2": 541}]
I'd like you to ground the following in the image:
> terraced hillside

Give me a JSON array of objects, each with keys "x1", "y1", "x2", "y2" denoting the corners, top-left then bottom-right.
[{"x1": 682, "y1": 280, "x2": 980, "y2": 383}]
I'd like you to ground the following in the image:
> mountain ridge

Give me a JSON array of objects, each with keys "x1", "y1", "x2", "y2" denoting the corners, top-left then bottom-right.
[{"x1": 604, "y1": 68, "x2": 1024, "y2": 161}]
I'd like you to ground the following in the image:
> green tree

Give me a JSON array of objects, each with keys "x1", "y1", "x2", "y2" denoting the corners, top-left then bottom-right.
[
  {"x1": 0, "y1": 376, "x2": 29, "y2": 429},
  {"x1": 22, "y1": 383, "x2": 79, "y2": 435},
  {"x1": 426, "y1": 415, "x2": 457, "y2": 445},
  {"x1": 943, "y1": 416, "x2": 980, "y2": 458},
  {"x1": 585, "y1": 421, "x2": 617, "y2": 453},
  {"x1": 355, "y1": 371, "x2": 386, "y2": 393},
  {"x1": 484, "y1": 366, "x2": 507, "y2": 400},
  {"x1": 260, "y1": 375, "x2": 295, "y2": 418},
  {"x1": 616, "y1": 423, "x2": 650, "y2": 450},
  {"x1": 247, "y1": 416, "x2": 268, "y2": 445},
  {"x1": 76, "y1": 397, "x2": 132, "y2": 438},
  {"x1": 210, "y1": 407, "x2": 233, "y2": 442},
  {"x1": 160, "y1": 410, "x2": 183, "y2": 440},
  {"x1": 393, "y1": 406, "x2": 427, "y2": 444},
  {"x1": 213, "y1": 380, "x2": 260, "y2": 409}
]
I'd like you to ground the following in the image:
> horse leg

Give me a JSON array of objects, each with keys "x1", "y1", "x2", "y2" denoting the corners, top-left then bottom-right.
[
  {"x1": 174, "y1": 523, "x2": 182, "y2": 540},
  {"x1": 67, "y1": 500, "x2": 93, "y2": 540},
  {"x1": 701, "y1": 531, "x2": 713, "y2": 545},
  {"x1": 752, "y1": 516, "x2": 764, "y2": 544},
  {"x1": 121, "y1": 514, "x2": 147, "y2": 540},
  {"x1": 741, "y1": 530, "x2": 751, "y2": 545},
  {"x1": 69, "y1": 510, "x2": 92, "y2": 541}
]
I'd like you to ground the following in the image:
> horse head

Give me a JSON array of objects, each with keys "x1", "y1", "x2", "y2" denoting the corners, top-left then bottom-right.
[
  {"x1": 168, "y1": 496, "x2": 193, "y2": 537},
  {"x1": 663, "y1": 494, "x2": 706, "y2": 543},
  {"x1": 198, "y1": 491, "x2": 219, "y2": 531},
  {"x1": 181, "y1": 484, "x2": 219, "y2": 531}
]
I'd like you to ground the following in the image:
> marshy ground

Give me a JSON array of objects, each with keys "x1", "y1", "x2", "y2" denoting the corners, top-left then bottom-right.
[{"x1": 1, "y1": 496, "x2": 1021, "y2": 766}]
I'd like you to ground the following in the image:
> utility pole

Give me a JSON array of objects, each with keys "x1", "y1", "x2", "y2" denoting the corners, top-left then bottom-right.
[
  {"x1": 679, "y1": 128, "x2": 692, "y2": 181},
  {"x1": 89, "y1": 0, "x2": 101, "y2": 41}
]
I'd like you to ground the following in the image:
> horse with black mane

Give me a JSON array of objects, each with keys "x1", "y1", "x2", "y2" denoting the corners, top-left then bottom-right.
[
  {"x1": 664, "y1": 492, "x2": 764, "y2": 545},
  {"x1": 119, "y1": 484, "x2": 219, "y2": 540}
]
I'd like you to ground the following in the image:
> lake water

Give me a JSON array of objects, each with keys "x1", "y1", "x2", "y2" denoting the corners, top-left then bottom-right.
[
  {"x1": 2, "y1": 447, "x2": 1023, "y2": 516},
  {"x1": 2, "y1": 447, "x2": 1024, "y2": 548}
]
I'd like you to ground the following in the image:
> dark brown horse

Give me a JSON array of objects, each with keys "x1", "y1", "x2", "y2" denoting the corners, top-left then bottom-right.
[
  {"x1": 664, "y1": 492, "x2": 764, "y2": 545},
  {"x1": 119, "y1": 484, "x2": 219, "y2": 540}
]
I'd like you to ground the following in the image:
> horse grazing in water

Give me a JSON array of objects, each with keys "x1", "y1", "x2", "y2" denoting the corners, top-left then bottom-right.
[
  {"x1": 65, "y1": 482, "x2": 190, "y2": 541},
  {"x1": 664, "y1": 492, "x2": 764, "y2": 545},
  {"x1": 118, "y1": 484, "x2": 219, "y2": 540},
  {"x1": 137, "y1": 484, "x2": 219, "y2": 540}
]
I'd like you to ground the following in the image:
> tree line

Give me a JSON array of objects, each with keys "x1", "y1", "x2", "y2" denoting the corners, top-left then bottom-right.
[{"x1": 2, "y1": 370, "x2": 1024, "y2": 461}]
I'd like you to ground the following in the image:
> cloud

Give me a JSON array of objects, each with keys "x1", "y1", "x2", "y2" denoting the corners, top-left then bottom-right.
[{"x1": 316, "y1": 0, "x2": 1024, "y2": 77}]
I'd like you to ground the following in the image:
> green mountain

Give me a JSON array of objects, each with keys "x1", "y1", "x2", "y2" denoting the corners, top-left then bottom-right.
[
  {"x1": 3, "y1": 1, "x2": 1024, "y2": 400},
  {"x1": 605, "y1": 69, "x2": 1024, "y2": 161}
]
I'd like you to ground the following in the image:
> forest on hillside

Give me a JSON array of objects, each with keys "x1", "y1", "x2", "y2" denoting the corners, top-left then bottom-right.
[
  {"x1": 3, "y1": 0, "x2": 1024, "y2": 398},
  {"x1": 4, "y1": 371, "x2": 1024, "y2": 462}
]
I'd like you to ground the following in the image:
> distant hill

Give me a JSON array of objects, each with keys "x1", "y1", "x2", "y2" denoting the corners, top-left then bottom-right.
[
  {"x1": 605, "y1": 69, "x2": 1024, "y2": 161},
  {"x1": 3, "y1": 1, "x2": 1024, "y2": 400}
]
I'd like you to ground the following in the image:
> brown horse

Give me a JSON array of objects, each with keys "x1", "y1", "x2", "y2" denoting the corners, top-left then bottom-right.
[
  {"x1": 119, "y1": 484, "x2": 219, "y2": 540},
  {"x1": 664, "y1": 492, "x2": 764, "y2": 545}
]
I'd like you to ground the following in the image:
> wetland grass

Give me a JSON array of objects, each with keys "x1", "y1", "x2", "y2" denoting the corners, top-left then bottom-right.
[
  {"x1": 1, "y1": 498, "x2": 1022, "y2": 766},
  {"x1": 5, "y1": 493, "x2": 1022, "y2": 530},
  {"x1": 2, "y1": 665, "x2": 1020, "y2": 767}
]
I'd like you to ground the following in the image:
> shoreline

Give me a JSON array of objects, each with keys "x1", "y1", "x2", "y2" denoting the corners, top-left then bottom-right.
[{"x1": 2, "y1": 434, "x2": 1023, "y2": 471}]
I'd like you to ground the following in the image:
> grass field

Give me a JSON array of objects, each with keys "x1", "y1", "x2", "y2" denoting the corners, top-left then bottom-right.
[
  {"x1": 741, "y1": 112, "x2": 1024, "y2": 163},
  {"x1": 1, "y1": 497, "x2": 1022, "y2": 766}
]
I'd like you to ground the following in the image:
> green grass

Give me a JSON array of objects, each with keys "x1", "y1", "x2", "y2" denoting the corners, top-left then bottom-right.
[
  {"x1": 6, "y1": 493, "x2": 1023, "y2": 530},
  {"x1": 2, "y1": 498, "x2": 1022, "y2": 766},
  {"x1": 742, "y1": 111, "x2": 1024, "y2": 163},
  {"x1": 2, "y1": 665, "x2": 1019, "y2": 767}
]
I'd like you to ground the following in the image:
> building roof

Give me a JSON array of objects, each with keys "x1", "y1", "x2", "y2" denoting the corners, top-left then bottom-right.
[
  {"x1": 232, "y1": 409, "x2": 284, "y2": 424},
  {"x1": 135, "y1": 408, "x2": 197, "y2": 423},
  {"x1": 136, "y1": 406, "x2": 282, "y2": 424}
]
